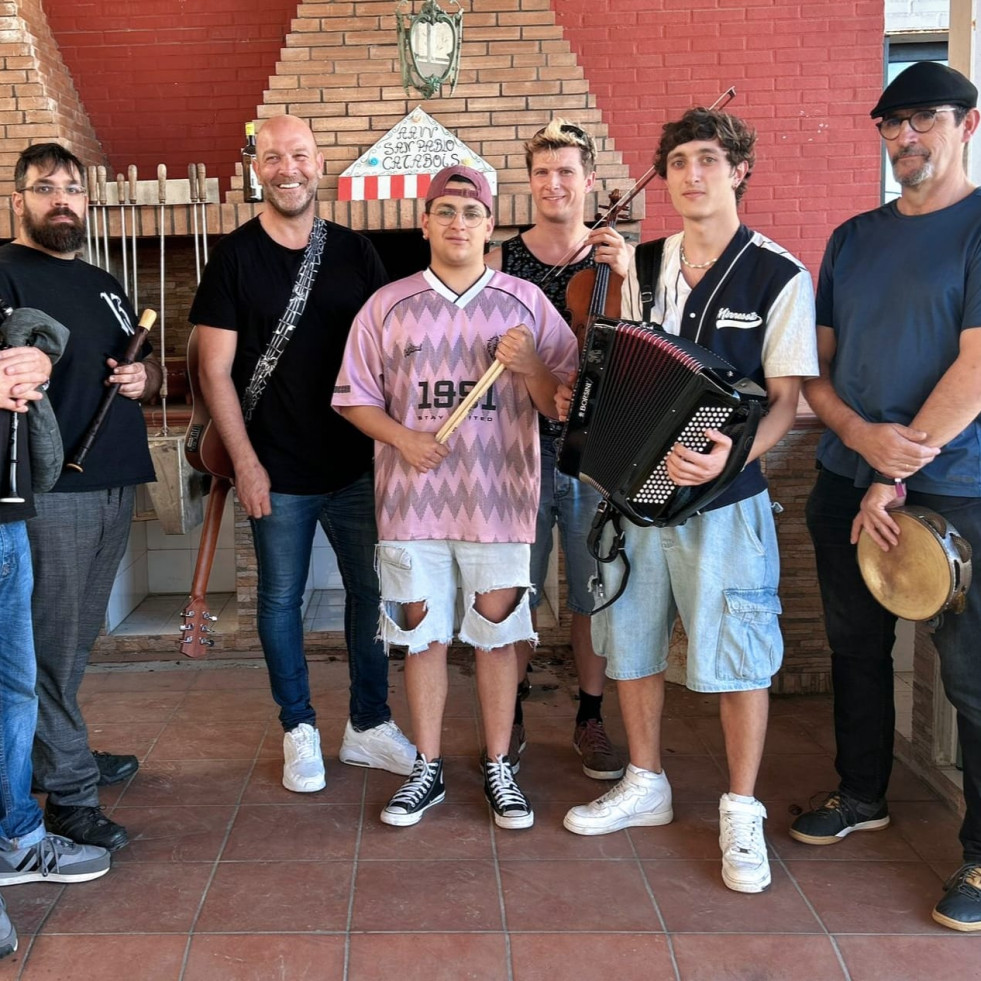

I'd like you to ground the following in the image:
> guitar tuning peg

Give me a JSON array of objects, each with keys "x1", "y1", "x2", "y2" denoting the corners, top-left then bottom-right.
[
  {"x1": 179, "y1": 623, "x2": 195, "y2": 632},
  {"x1": 199, "y1": 637, "x2": 215, "y2": 647},
  {"x1": 199, "y1": 624, "x2": 214, "y2": 634},
  {"x1": 202, "y1": 611, "x2": 218, "y2": 622},
  {"x1": 180, "y1": 634, "x2": 193, "y2": 644}
]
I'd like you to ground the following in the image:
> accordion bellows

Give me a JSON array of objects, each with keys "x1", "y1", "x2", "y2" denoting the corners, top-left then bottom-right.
[{"x1": 556, "y1": 318, "x2": 768, "y2": 527}]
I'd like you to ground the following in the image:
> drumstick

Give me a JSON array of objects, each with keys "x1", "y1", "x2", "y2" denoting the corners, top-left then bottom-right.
[{"x1": 435, "y1": 360, "x2": 505, "y2": 444}]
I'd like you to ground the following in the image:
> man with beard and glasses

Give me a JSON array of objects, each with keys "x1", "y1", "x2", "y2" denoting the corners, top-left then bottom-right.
[
  {"x1": 190, "y1": 115, "x2": 416, "y2": 795},
  {"x1": 792, "y1": 62, "x2": 981, "y2": 932},
  {"x1": 0, "y1": 143, "x2": 162, "y2": 853}
]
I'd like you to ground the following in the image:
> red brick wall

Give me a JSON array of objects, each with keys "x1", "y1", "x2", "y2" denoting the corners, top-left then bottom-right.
[
  {"x1": 0, "y1": 0, "x2": 102, "y2": 181},
  {"x1": 39, "y1": 0, "x2": 885, "y2": 269},
  {"x1": 42, "y1": 0, "x2": 296, "y2": 194},
  {"x1": 553, "y1": 0, "x2": 885, "y2": 272}
]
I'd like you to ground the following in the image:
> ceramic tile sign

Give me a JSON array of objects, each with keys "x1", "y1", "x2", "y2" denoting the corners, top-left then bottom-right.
[{"x1": 338, "y1": 106, "x2": 496, "y2": 202}]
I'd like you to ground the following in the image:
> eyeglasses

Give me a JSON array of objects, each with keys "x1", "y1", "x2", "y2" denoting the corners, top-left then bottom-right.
[
  {"x1": 876, "y1": 107, "x2": 959, "y2": 140},
  {"x1": 16, "y1": 183, "x2": 87, "y2": 197},
  {"x1": 428, "y1": 206, "x2": 487, "y2": 227}
]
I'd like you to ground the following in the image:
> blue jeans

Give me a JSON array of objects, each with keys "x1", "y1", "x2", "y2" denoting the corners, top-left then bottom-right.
[
  {"x1": 250, "y1": 472, "x2": 391, "y2": 732},
  {"x1": 0, "y1": 521, "x2": 44, "y2": 849},
  {"x1": 807, "y1": 468, "x2": 981, "y2": 862},
  {"x1": 530, "y1": 436, "x2": 603, "y2": 615}
]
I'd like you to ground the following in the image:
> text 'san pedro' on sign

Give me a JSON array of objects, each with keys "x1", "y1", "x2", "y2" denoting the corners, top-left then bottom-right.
[{"x1": 338, "y1": 106, "x2": 496, "y2": 202}]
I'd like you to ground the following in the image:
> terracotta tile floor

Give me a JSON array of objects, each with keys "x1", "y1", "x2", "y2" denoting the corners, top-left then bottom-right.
[{"x1": 2, "y1": 655, "x2": 979, "y2": 981}]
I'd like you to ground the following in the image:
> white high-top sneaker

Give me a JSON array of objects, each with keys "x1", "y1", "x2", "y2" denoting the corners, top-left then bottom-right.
[
  {"x1": 563, "y1": 764, "x2": 673, "y2": 835},
  {"x1": 719, "y1": 793, "x2": 770, "y2": 893}
]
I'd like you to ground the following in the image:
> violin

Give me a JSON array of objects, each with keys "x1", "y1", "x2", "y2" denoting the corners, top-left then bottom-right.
[{"x1": 565, "y1": 188, "x2": 631, "y2": 351}]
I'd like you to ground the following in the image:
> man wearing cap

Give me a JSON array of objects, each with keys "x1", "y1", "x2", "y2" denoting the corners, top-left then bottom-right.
[
  {"x1": 191, "y1": 114, "x2": 416, "y2": 795},
  {"x1": 334, "y1": 165, "x2": 578, "y2": 829},
  {"x1": 792, "y1": 62, "x2": 981, "y2": 931}
]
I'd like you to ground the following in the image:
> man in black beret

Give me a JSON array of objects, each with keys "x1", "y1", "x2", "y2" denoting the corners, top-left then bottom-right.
[{"x1": 793, "y1": 60, "x2": 981, "y2": 931}]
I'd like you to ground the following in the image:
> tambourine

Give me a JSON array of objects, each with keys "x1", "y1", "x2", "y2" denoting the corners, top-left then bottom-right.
[{"x1": 857, "y1": 505, "x2": 972, "y2": 621}]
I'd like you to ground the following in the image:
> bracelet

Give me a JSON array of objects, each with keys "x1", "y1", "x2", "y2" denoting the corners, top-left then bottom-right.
[{"x1": 871, "y1": 470, "x2": 906, "y2": 496}]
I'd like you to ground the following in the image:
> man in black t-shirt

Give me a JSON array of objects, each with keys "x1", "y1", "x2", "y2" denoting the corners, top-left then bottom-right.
[
  {"x1": 190, "y1": 115, "x2": 415, "y2": 794},
  {"x1": 0, "y1": 143, "x2": 162, "y2": 854}
]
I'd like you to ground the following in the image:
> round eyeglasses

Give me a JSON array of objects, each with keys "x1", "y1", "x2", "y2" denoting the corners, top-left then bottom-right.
[
  {"x1": 428, "y1": 206, "x2": 487, "y2": 227},
  {"x1": 876, "y1": 107, "x2": 959, "y2": 140}
]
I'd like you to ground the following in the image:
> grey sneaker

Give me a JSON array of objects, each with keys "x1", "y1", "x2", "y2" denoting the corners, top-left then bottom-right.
[
  {"x1": 0, "y1": 833, "x2": 110, "y2": 885},
  {"x1": 339, "y1": 719, "x2": 416, "y2": 776},
  {"x1": 0, "y1": 894, "x2": 16, "y2": 959}
]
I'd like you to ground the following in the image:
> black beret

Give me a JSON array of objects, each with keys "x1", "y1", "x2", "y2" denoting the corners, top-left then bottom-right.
[{"x1": 871, "y1": 61, "x2": 978, "y2": 118}]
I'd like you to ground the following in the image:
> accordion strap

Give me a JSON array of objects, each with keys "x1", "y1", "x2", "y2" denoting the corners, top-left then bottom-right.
[
  {"x1": 587, "y1": 502, "x2": 632, "y2": 615},
  {"x1": 241, "y1": 216, "x2": 328, "y2": 424},
  {"x1": 635, "y1": 237, "x2": 666, "y2": 323}
]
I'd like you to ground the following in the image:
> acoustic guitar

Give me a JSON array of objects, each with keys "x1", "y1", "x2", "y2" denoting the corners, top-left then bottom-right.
[{"x1": 180, "y1": 327, "x2": 234, "y2": 657}]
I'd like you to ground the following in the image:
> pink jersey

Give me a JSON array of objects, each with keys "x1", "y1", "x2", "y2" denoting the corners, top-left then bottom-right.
[{"x1": 333, "y1": 267, "x2": 578, "y2": 543}]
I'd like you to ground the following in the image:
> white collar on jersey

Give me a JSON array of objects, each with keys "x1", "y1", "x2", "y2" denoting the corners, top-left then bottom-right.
[{"x1": 423, "y1": 265, "x2": 494, "y2": 308}]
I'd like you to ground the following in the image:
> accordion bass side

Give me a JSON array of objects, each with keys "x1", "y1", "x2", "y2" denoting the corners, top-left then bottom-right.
[{"x1": 556, "y1": 318, "x2": 768, "y2": 527}]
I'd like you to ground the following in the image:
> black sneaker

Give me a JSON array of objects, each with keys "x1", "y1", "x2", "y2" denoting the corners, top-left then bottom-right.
[
  {"x1": 93, "y1": 751, "x2": 139, "y2": 787},
  {"x1": 483, "y1": 754, "x2": 534, "y2": 829},
  {"x1": 44, "y1": 802, "x2": 129, "y2": 853},
  {"x1": 380, "y1": 754, "x2": 445, "y2": 827},
  {"x1": 788, "y1": 791, "x2": 889, "y2": 845},
  {"x1": 933, "y1": 863, "x2": 981, "y2": 932}
]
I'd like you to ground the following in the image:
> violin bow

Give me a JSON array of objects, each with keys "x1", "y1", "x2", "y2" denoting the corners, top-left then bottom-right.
[{"x1": 539, "y1": 86, "x2": 737, "y2": 287}]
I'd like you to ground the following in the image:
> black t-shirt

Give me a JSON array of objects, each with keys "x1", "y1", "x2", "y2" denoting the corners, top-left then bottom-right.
[
  {"x1": 189, "y1": 218, "x2": 388, "y2": 494},
  {"x1": 0, "y1": 409, "x2": 34, "y2": 523},
  {"x1": 0, "y1": 244, "x2": 155, "y2": 492}
]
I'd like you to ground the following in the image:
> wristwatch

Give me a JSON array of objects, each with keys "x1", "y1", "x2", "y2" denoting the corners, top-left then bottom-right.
[{"x1": 871, "y1": 470, "x2": 906, "y2": 496}]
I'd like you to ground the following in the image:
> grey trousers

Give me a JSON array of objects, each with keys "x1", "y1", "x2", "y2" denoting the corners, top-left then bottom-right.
[{"x1": 28, "y1": 487, "x2": 135, "y2": 806}]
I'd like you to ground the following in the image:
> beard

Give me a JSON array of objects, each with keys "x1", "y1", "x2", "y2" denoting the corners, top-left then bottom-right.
[
  {"x1": 22, "y1": 206, "x2": 86, "y2": 254},
  {"x1": 891, "y1": 146, "x2": 934, "y2": 188},
  {"x1": 263, "y1": 181, "x2": 317, "y2": 219}
]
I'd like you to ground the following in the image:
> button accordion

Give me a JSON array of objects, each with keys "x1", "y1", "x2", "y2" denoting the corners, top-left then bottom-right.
[{"x1": 556, "y1": 317, "x2": 768, "y2": 527}]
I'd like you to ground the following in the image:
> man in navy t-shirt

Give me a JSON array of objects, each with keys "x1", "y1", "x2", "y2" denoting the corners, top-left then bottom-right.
[{"x1": 793, "y1": 61, "x2": 981, "y2": 933}]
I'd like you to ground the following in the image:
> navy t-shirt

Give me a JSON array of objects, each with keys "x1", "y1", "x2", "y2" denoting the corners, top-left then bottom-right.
[{"x1": 815, "y1": 190, "x2": 981, "y2": 496}]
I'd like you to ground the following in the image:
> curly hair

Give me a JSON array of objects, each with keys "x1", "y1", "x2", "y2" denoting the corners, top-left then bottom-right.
[
  {"x1": 524, "y1": 118, "x2": 596, "y2": 175},
  {"x1": 654, "y1": 108, "x2": 756, "y2": 203}
]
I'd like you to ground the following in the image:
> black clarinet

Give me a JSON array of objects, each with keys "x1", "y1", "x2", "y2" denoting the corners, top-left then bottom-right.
[
  {"x1": 0, "y1": 299, "x2": 25, "y2": 504},
  {"x1": 65, "y1": 308, "x2": 156, "y2": 473}
]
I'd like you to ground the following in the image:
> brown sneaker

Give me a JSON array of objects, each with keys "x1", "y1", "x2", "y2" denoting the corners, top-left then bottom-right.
[{"x1": 573, "y1": 719, "x2": 625, "y2": 780}]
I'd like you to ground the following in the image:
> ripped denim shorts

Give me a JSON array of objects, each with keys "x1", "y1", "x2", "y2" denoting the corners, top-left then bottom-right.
[{"x1": 375, "y1": 540, "x2": 536, "y2": 654}]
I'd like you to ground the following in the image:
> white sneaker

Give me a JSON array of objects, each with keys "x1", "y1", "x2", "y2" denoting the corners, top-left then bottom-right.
[
  {"x1": 339, "y1": 719, "x2": 416, "y2": 776},
  {"x1": 283, "y1": 723, "x2": 326, "y2": 793},
  {"x1": 719, "y1": 793, "x2": 770, "y2": 893},
  {"x1": 563, "y1": 764, "x2": 673, "y2": 836}
]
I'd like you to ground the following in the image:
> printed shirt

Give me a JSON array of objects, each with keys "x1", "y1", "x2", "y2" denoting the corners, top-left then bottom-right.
[{"x1": 333, "y1": 267, "x2": 578, "y2": 543}]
